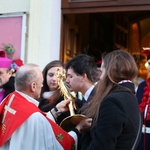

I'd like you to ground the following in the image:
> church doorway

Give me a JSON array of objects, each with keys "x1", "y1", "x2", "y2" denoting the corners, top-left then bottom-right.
[{"x1": 61, "y1": 1, "x2": 150, "y2": 80}]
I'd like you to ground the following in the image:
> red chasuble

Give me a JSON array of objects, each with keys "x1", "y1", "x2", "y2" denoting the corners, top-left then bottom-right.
[{"x1": 0, "y1": 91, "x2": 75, "y2": 150}]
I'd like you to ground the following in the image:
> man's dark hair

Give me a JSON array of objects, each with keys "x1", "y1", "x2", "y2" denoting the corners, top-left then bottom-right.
[{"x1": 66, "y1": 54, "x2": 99, "y2": 82}]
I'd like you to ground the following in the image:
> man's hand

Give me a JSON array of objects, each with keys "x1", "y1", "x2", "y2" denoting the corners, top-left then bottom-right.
[{"x1": 76, "y1": 118, "x2": 92, "y2": 133}]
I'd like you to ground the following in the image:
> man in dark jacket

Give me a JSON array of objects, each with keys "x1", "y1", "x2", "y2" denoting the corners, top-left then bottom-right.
[{"x1": 56, "y1": 54, "x2": 99, "y2": 149}]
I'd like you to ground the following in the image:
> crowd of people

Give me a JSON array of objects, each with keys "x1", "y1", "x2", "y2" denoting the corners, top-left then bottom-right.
[{"x1": 0, "y1": 48, "x2": 149, "y2": 150}]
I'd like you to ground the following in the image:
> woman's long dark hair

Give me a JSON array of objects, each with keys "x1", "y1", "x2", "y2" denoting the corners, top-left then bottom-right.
[
  {"x1": 39, "y1": 60, "x2": 64, "y2": 102},
  {"x1": 81, "y1": 50, "x2": 138, "y2": 126}
]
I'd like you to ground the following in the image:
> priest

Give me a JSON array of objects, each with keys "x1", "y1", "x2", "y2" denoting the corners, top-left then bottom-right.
[{"x1": 0, "y1": 64, "x2": 78, "y2": 150}]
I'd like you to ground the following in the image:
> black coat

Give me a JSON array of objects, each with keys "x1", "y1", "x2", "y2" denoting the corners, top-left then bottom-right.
[
  {"x1": 38, "y1": 96, "x2": 70, "y2": 125},
  {"x1": 38, "y1": 96, "x2": 64, "y2": 112},
  {"x1": 136, "y1": 80, "x2": 146, "y2": 104},
  {"x1": 2, "y1": 76, "x2": 15, "y2": 99},
  {"x1": 81, "y1": 82, "x2": 141, "y2": 150},
  {"x1": 77, "y1": 86, "x2": 96, "y2": 150}
]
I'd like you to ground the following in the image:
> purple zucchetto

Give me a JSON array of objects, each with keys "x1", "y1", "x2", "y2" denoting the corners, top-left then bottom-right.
[{"x1": 0, "y1": 50, "x2": 12, "y2": 69}]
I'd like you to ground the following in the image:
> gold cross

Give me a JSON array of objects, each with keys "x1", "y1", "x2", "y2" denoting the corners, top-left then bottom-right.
[{"x1": 56, "y1": 133, "x2": 64, "y2": 142}]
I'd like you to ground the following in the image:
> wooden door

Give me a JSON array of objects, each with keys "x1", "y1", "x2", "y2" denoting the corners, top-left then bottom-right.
[{"x1": 62, "y1": 17, "x2": 80, "y2": 64}]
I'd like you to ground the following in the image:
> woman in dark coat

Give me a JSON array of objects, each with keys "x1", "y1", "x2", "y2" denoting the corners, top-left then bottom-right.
[{"x1": 80, "y1": 50, "x2": 142, "y2": 150}]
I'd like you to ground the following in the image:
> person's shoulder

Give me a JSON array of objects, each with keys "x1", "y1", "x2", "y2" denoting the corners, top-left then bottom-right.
[
  {"x1": 105, "y1": 85, "x2": 135, "y2": 101},
  {"x1": 137, "y1": 80, "x2": 147, "y2": 92},
  {"x1": 138, "y1": 80, "x2": 146, "y2": 87},
  {"x1": 28, "y1": 112, "x2": 47, "y2": 122}
]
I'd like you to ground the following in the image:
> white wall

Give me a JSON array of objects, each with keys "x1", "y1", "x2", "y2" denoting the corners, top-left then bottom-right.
[
  {"x1": 28, "y1": 0, "x2": 61, "y2": 70},
  {"x1": 0, "y1": 0, "x2": 30, "y2": 13},
  {"x1": 0, "y1": 0, "x2": 61, "y2": 70}
]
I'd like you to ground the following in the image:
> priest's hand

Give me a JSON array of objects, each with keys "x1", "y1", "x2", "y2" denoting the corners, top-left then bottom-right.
[{"x1": 56, "y1": 99, "x2": 72, "y2": 113}]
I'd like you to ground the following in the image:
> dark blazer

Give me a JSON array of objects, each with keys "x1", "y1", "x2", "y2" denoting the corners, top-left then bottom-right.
[
  {"x1": 76, "y1": 86, "x2": 96, "y2": 109},
  {"x1": 77, "y1": 86, "x2": 96, "y2": 150},
  {"x1": 136, "y1": 80, "x2": 146, "y2": 104},
  {"x1": 81, "y1": 82, "x2": 141, "y2": 150}
]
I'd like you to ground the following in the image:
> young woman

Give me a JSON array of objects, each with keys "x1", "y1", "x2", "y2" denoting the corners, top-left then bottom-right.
[
  {"x1": 80, "y1": 50, "x2": 141, "y2": 150},
  {"x1": 38, "y1": 60, "x2": 68, "y2": 124}
]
